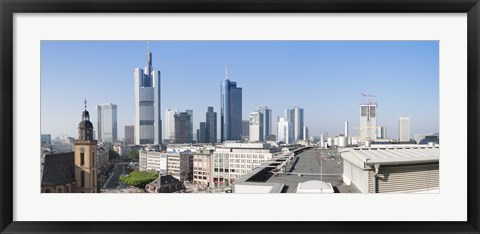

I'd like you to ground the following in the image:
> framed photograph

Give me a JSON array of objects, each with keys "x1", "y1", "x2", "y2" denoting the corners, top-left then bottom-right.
[{"x1": 1, "y1": 0, "x2": 479, "y2": 233}]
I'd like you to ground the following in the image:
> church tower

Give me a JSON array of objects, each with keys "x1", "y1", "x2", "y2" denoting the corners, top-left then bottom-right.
[{"x1": 74, "y1": 100, "x2": 97, "y2": 193}]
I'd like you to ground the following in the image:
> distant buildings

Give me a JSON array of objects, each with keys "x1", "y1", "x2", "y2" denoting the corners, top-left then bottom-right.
[
  {"x1": 257, "y1": 106, "x2": 272, "y2": 140},
  {"x1": 41, "y1": 134, "x2": 51, "y2": 144},
  {"x1": 359, "y1": 103, "x2": 377, "y2": 142},
  {"x1": 197, "y1": 122, "x2": 207, "y2": 143},
  {"x1": 96, "y1": 103, "x2": 117, "y2": 143},
  {"x1": 205, "y1": 107, "x2": 217, "y2": 143},
  {"x1": 285, "y1": 107, "x2": 304, "y2": 143},
  {"x1": 186, "y1": 109, "x2": 194, "y2": 143},
  {"x1": 174, "y1": 112, "x2": 191, "y2": 144},
  {"x1": 134, "y1": 46, "x2": 161, "y2": 145},
  {"x1": 303, "y1": 126, "x2": 309, "y2": 141},
  {"x1": 376, "y1": 126, "x2": 387, "y2": 139},
  {"x1": 124, "y1": 125, "x2": 134, "y2": 145},
  {"x1": 277, "y1": 117, "x2": 292, "y2": 144},
  {"x1": 415, "y1": 133, "x2": 439, "y2": 145},
  {"x1": 399, "y1": 117, "x2": 411, "y2": 142},
  {"x1": 164, "y1": 109, "x2": 178, "y2": 142},
  {"x1": 241, "y1": 120, "x2": 250, "y2": 140},
  {"x1": 221, "y1": 65, "x2": 242, "y2": 142},
  {"x1": 249, "y1": 111, "x2": 264, "y2": 142}
]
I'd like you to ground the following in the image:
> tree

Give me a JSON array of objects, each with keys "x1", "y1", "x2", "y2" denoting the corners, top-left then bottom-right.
[
  {"x1": 128, "y1": 150, "x2": 139, "y2": 162},
  {"x1": 120, "y1": 170, "x2": 158, "y2": 188}
]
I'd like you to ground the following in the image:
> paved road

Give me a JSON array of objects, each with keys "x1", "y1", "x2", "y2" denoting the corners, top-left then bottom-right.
[{"x1": 102, "y1": 163, "x2": 130, "y2": 193}]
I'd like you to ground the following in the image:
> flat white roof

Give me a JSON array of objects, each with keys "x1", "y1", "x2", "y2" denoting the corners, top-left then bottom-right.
[
  {"x1": 340, "y1": 145, "x2": 439, "y2": 168},
  {"x1": 296, "y1": 180, "x2": 334, "y2": 193}
]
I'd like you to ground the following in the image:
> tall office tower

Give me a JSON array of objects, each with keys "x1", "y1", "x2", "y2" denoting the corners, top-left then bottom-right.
[
  {"x1": 186, "y1": 110, "x2": 193, "y2": 143},
  {"x1": 134, "y1": 44, "x2": 161, "y2": 145},
  {"x1": 220, "y1": 65, "x2": 242, "y2": 142},
  {"x1": 95, "y1": 103, "x2": 117, "y2": 143},
  {"x1": 257, "y1": 106, "x2": 272, "y2": 139},
  {"x1": 277, "y1": 117, "x2": 292, "y2": 144},
  {"x1": 376, "y1": 126, "x2": 387, "y2": 139},
  {"x1": 241, "y1": 120, "x2": 250, "y2": 139},
  {"x1": 198, "y1": 122, "x2": 206, "y2": 143},
  {"x1": 74, "y1": 101, "x2": 97, "y2": 193},
  {"x1": 174, "y1": 112, "x2": 191, "y2": 144},
  {"x1": 359, "y1": 104, "x2": 377, "y2": 142},
  {"x1": 285, "y1": 107, "x2": 304, "y2": 143},
  {"x1": 399, "y1": 117, "x2": 411, "y2": 142},
  {"x1": 205, "y1": 107, "x2": 217, "y2": 143},
  {"x1": 249, "y1": 111, "x2": 264, "y2": 142},
  {"x1": 164, "y1": 109, "x2": 179, "y2": 142},
  {"x1": 303, "y1": 126, "x2": 309, "y2": 141},
  {"x1": 124, "y1": 125, "x2": 134, "y2": 145}
]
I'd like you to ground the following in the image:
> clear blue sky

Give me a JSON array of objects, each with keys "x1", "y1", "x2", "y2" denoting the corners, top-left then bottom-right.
[{"x1": 41, "y1": 41, "x2": 439, "y2": 141}]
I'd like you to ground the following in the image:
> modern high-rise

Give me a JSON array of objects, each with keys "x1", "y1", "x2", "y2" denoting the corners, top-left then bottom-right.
[
  {"x1": 221, "y1": 65, "x2": 242, "y2": 142},
  {"x1": 399, "y1": 117, "x2": 411, "y2": 142},
  {"x1": 257, "y1": 106, "x2": 272, "y2": 140},
  {"x1": 205, "y1": 107, "x2": 217, "y2": 143},
  {"x1": 376, "y1": 126, "x2": 387, "y2": 139},
  {"x1": 241, "y1": 120, "x2": 250, "y2": 140},
  {"x1": 277, "y1": 117, "x2": 292, "y2": 144},
  {"x1": 198, "y1": 122, "x2": 206, "y2": 143},
  {"x1": 303, "y1": 126, "x2": 309, "y2": 141},
  {"x1": 249, "y1": 111, "x2": 264, "y2": 142},
  {"x1": 174, "y1": 112, "x2": 191, "y2": 144},
  {"x1": 186, "y1": 109, "x2": 193, "y2": 143},
  {"x1": 285, "y1": 107, "x2": 304, "y2": 143},
  {"x1": 134, "y1": 45, "x2": 161, "y2": 145},
  {"x1": 95, "y1": 103, "x2": 117, "y2": 143},
  {"x1": 124, "y1": 125, "x2": 134, "y2": 145},
  {"x1": 359, "y1": 104, "x2": 377, "y2": 142},
  {"x1": 164, "y1": 109, "x2": 179, "y2": 142}
]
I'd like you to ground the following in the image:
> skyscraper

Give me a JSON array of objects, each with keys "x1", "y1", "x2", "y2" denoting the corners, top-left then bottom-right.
[
  {"x1": 359, "y1": 104, "x2": 377, "y2": 142},
  {"x1": 198, "y1": 122, "x2": 206, "y2": 143},
  {"x1": 95, "y1": 103, "x2": 117, "y2": 143},
  {"x1": 164, "y1": 109, "x2": 179, "y2": 142},
  {"x1": 257, "y1": 106, "x2": 272, "y2": 140},
  {"x1": 285, "y1": 107, "x2": 304, "y2": 143},
  {"x1": 186, "y1": 109, "x2": 193, "y2": 143},
  {"x1": 220, "y1": 65, "x2": 242, "y2": 142},
  {"x1": 277, "y1": 117, "x2": 292, "y2": 144},
  {"x1": 174, "y1": 112, "x2": 191, "y2": 144},
  {"x1": 241, "y1": 120, "x2": 250, "y2": 140},
  {"x1": 249, "y1": 111, "x2": 264, "y2": 142},
  {"x1": 125, "y1": 125, "x2": 134, "y2": 145},
  {"x1": 399, "y1": 117, "x2": 410, "y2": 142},
  {"x1": 134, "y1": 44, "x2": 161, "y2": 145},
  {"x1": 205, "y1": 107, "x2": 217, "y2": 143}
]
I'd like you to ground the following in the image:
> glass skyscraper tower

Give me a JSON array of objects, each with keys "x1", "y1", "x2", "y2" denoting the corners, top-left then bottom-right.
[
  {"x1": 134, "y1": 45, "x2": 161, "y2": 145},
  {"x1": 95, "y1": 103, "x2": 117, "y2": 143},
  {"x1": 221, "y1": 65, "x2": 242, "y2": 142}
]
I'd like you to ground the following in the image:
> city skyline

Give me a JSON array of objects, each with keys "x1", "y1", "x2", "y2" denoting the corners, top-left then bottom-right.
[{"x1": 41, "y1": 41, "x2": 439, "y2": 140}]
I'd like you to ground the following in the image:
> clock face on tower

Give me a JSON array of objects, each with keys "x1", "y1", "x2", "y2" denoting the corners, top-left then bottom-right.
[{"x1": 80, "y1": 147, "x2": 85, "y2": 153}]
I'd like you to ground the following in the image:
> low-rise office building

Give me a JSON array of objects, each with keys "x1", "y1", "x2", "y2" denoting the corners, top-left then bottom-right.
[
  {"x1": 213, "y1": 142, "x2": 281, "y2": 186},
  {"x1": 193, "y1": 149, "x2": 214, "y2": 186}
]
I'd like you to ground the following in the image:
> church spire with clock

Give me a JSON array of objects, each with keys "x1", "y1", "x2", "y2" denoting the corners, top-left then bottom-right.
[{"x1": 74, "y1": 100, "x2": 97, "y2": 193}]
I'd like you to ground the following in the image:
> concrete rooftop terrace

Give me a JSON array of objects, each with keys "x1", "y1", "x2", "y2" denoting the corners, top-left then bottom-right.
[{"x1": 264, "y1": 148, "x2": 357, "y2": 193}]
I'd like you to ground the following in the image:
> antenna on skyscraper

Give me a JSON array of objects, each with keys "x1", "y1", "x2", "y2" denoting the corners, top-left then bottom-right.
[
  {"x1": 225, "y1": 64, "x2": 228, "y2": 80},
  {"x1": 147, "y1": 41, "x2": 150, "y2": 52}
]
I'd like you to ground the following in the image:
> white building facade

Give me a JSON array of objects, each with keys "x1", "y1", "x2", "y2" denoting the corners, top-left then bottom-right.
[
  {"x1": 399, "y1": 117, "x2": 411, "y2": 142},
  {"x1": 95, "y1": 103, "x2": 117, "y2": 143},
  {"x1": 212, "y1": 142, "x2": 281, "y2": 186},
  {"x1": 164, "y1": 109, "x2": 179, "y2": 142},
  {"x1": 249, "y1": 111, "x2": 264, "y2": 142}
]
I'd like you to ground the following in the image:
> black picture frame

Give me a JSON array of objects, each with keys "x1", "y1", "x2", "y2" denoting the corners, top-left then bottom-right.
[{"x1": 1, "y1": 0, "x2": 479, "y2": 233}]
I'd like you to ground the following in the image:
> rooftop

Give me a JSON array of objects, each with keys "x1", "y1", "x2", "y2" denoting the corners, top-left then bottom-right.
[{"x1": 340, "y1": 145, "x2": 439, "y2": 168}]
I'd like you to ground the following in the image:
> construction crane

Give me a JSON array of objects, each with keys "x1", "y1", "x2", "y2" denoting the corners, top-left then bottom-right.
[{"x1": 359, "y1": 92, "x2": 377, "y2": 143}]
